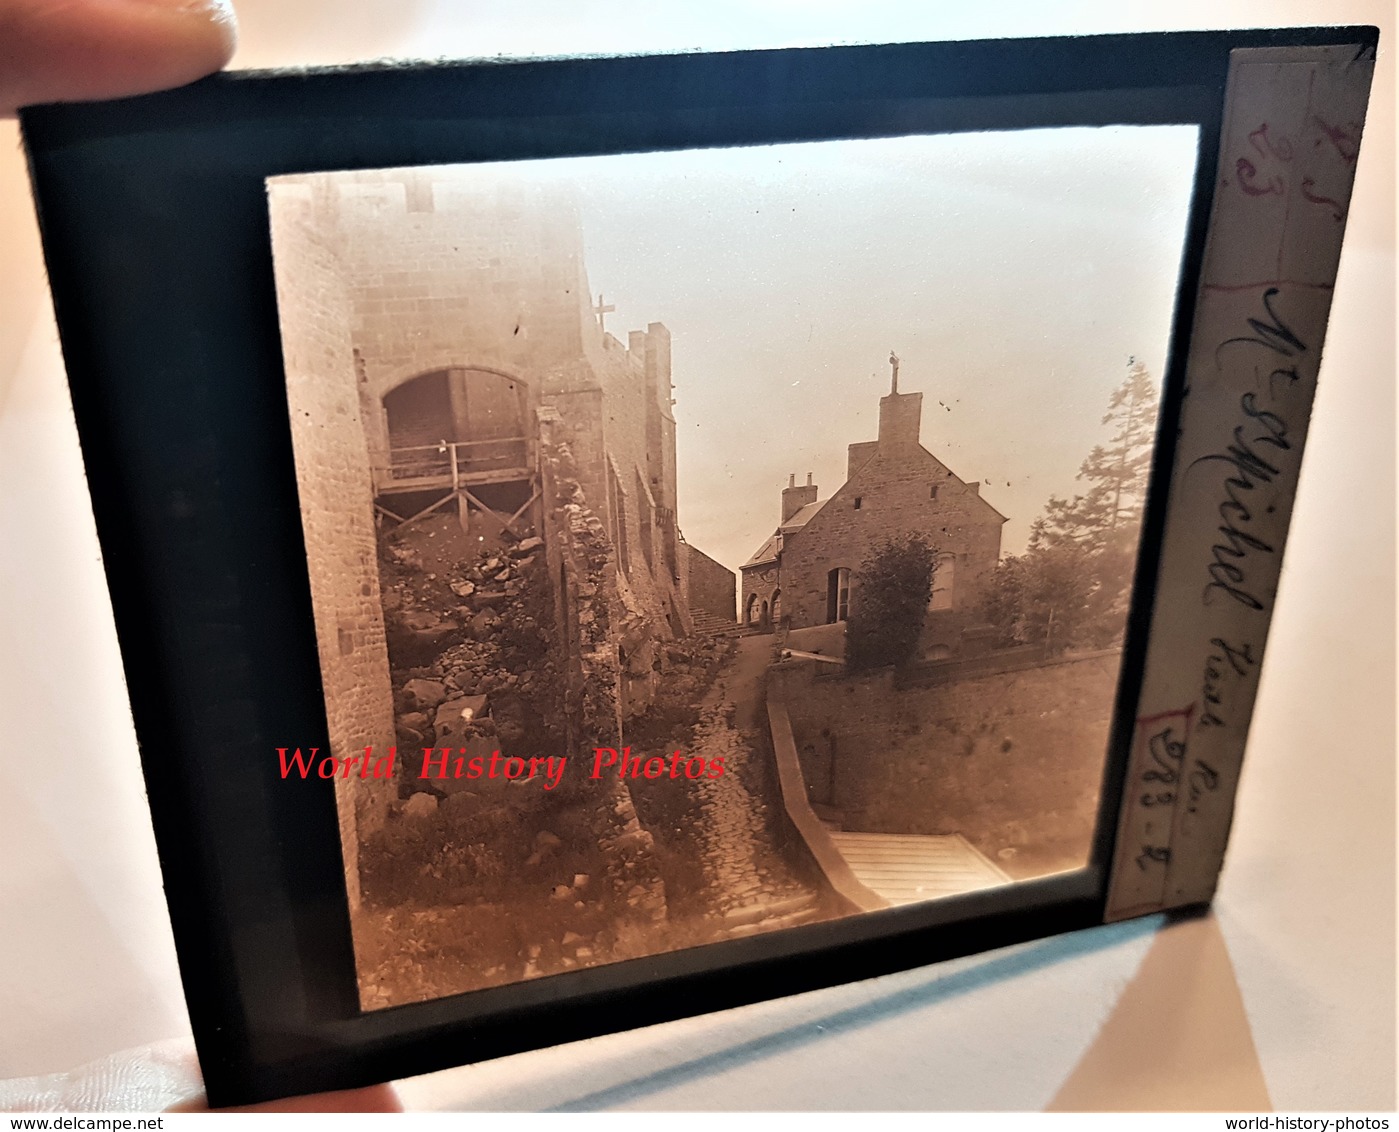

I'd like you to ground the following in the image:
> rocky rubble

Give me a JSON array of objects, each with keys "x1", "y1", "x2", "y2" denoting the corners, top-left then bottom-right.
[
  {"x1": 354, "y1": 440, "x2": 698, "y2": 1005},
  {"x1": 380, "y1": 530, "x2": 562, "y2": 778},
  {"x1": 538, "y1": 441, "x2": 671, "y2": 937}
]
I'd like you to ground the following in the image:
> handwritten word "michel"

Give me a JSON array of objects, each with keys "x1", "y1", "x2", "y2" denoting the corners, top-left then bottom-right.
[{"x1": 1191, "y1": 288, "x2": 1307, "y2": 611}]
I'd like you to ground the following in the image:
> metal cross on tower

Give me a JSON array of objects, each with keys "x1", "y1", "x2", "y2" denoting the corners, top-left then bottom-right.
[{"x1": 593, "y1": 293, "x2": 616, "y2": 334}]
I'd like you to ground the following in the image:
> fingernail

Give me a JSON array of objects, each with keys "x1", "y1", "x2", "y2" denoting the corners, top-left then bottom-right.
[{"x1": 133, "y1": 0, "x2": 238, "y2": 31}]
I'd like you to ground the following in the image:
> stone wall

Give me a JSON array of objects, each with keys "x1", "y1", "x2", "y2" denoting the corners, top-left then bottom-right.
[
  {"x1": 776, "y1": 648, "x2": 1123, "y2": 872},
  {"x1": 280, "y1": 170, "x2": 691, "y2": 644},
  {"x1": 268, "y1": 168, "x2": 712, "y2": 705},
  {"x1": 331, "y1": 174, "x2": 593, "y2": 445},
  {"x1": 588, "y1": 327, "x2": 689, "y2": 639},
  {"x1": 536, "y1": 421, "x2": 668, "y2": 927},
  {"x1": 776, "y1": 445, "x2": 1004, "y2": 657},
  {"x1": 267, "y1": 169, "x2": 716, "y2": 939},
  {"x1": 740, "y1": 560, "x2": 780, "y2": 627},
  {"x1": 685, "y1": 543, "x2": 737, "y2": 622},
  {"x1": 268, "y1": 185, "x2": 398, "y2": 907}
]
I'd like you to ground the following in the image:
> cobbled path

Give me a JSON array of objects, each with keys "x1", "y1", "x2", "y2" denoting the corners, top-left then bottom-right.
[{"x1": 689, "y1": 636, "x2": 825, "y2": 939}]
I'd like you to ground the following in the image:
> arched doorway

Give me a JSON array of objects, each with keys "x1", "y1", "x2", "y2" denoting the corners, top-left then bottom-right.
[
  {"x1": 383, "y1": 370, "x2": 452, "y2": 453},
  {"x1": 383, "y1": 368, "x2": 530, "y2": 483},
  {"x1": 745, "y1": 592, "x2": 760, "y2": 625},
  {"x1": 770, "y1": 588, "x2": 781, "y2": 625},
  {"x1": 375, "y1": 367, "x2": 539, "y2": 542}
]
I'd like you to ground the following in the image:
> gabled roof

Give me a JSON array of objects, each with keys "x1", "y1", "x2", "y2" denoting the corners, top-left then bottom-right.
[
  {"x1": 962, "y1": 481, "x2": 1009, "y2": 524},
  {"x1": 741, "y1": 441, "x2": 1007, "y2": 571},
  {"x1": 742, "y1": 533, "x2": 781, "y2": 569},
  {"x1": 743, "y1": 495, "x2": 829, "y2": 570},
  {"x1": 846, "y1": 444, "x2": 1009, "y2": 525},
  {"x1": 779, "y1": 499, "x2": 826, "y2": 533}
]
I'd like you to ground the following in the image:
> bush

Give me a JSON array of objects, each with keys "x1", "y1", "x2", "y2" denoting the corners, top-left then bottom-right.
[{"x1": 846, "y1": 534, "x2": 937, "y2": 671}]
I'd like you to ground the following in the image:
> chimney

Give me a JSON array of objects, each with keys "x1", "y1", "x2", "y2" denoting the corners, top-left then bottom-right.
[
  {"x1": 847, "y1": 441, "x2": 879, "y2": 478},
  {"x1": 879, "y1": 351, "x2": 923, "y2": 451},
  {"x1": 782, "y1": 471, "x2": 818, "y2": 522},
  {"x1": 878, "y1": 390, "x2": 923, "y2": 451}
]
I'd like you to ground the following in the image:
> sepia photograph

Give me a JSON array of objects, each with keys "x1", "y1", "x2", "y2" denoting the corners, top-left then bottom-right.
[{"x1": 267, "y1": 125, "x2": 1198, "y2": 1011}]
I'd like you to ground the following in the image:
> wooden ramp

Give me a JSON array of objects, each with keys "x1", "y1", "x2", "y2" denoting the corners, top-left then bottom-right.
[{"x1": 825, "y1": 831, "x2": 1012, "y2": 906}]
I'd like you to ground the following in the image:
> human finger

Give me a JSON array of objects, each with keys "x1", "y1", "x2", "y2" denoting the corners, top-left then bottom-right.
[{"x1": 0, "y1": 0, "x2": 237, "y2": 116}]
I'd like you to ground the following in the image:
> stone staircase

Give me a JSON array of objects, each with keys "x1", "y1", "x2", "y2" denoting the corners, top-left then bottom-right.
[
  {"x1": 825, "y1": 831, "x2": 1012, "y2": 907},
  {"x1": 716, "y1": 889, "x2": 825, "y2": 939},
  {"x1": 690, "y1": 610, "x2": 746, "y2": 638}
]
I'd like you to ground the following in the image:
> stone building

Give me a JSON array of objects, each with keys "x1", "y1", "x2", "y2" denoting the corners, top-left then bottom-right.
[
  {"x1": 685, "y1": 544, "x2": 738, "y2": 623},
  {"x1": 740, "y1": 359, "x2": 1006, "y2": 660},
  {"x1": 269, "y1": 168, "x2": 734, "y2": 867}
]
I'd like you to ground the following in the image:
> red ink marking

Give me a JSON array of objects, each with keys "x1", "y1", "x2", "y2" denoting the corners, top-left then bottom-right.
[
  {"x1": 1135, "y1": 705, "x2": 1197, "y2": 729},
  {"x1": 1313, "y1": 115, "x2": 1360, "y2": 163},
  {"x1": 1300, "y1": 176, "x2": 1346, "y2": 221},
  {"x1": 1235, "y1": 157, "x2": 1284, "y2": 198},
  {"x1": 1111, "y1": 705, "x2": 1200, "y2": 915},
  {"x1": 1124, "y1": 706, "x2": 1196, "y2": 875},
  {"x1": 1248, "y1": 122, "x2": 1293, "y2": 161}
]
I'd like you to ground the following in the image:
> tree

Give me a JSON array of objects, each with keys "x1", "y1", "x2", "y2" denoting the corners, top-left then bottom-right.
[
  {"x1": 1030, "y1": 359, "x2": 1158, "y2": 556},
  {"x1": 986, "y1": 361, "x2": 1159, "y2": 653},
  {"x1": 981, "y1": 545, "x2": 1094, "y2": 653},
  {"x1": 846, "y1": 534, "x2": 937, "y2": 671}
]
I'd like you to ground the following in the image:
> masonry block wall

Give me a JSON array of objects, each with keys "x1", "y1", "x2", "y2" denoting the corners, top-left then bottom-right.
[
  {"x1": 777, "y1": 649, "x2": 1123, "y2": 870},
  {"x1": 589, "y1": 326, "x2": 689, "y2": 639},
  {"x1": 330, "y1": 174, "x2": 593, "y2": 456},
  {"x1": 643, "y1": 327, "x2": 677, "y2": 516},
  {"x1": 779, "y1": 448, "x2": 1003, "y2": 654},
  {"x1": 540, "y1": 389, "x2": 606, "y2": 522},
  {"x1": 686, "y1": 544, "x2": 738, "y2": 622},
  {"x1": 537, "y1": 423, "x2": 669, "y2": 924},
  {"x1": 268, "y1": 186, "x2": 398, "y2": 907},
  {"x1": 740, "y1": 383, "x2": 1006, "y2": 659},
  {"x1": 330, "y1": 171, "x2": 687, "y2": 637},
  {"x1": 740, "y1": 559, "x2": 780, "y2": 626},
  {"x1": 269, "y1": 170, "x2": 702, "y2": 726}
]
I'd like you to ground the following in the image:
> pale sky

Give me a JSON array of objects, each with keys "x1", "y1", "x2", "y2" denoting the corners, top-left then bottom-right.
[{"x1": 520, "y1": 126, "x2": 1198, "y2": 571}]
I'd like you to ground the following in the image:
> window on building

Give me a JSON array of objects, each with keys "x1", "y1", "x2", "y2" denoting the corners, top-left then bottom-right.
[
  {"x1": 929, "y1": 553, "x2": 956, "y2": 611},
  {"x1": 826, "y1": 567, "x2": 851, "y2": 623},
  {"x1": 930, "y1": 484, "x2": 940, "y2": 500},
  {"x1": 853, "y1": 496, "x2": 863, "y2": 510}
]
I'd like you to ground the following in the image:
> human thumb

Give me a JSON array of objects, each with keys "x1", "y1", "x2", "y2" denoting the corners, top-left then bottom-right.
[{"x1": 1, "y1": 0, "x2": 237, "y2": 116}]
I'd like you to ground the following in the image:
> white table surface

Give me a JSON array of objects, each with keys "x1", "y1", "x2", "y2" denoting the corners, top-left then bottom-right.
[{"x1": 0, "y1": 0, "x2": 1392, "y2": 1112}]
